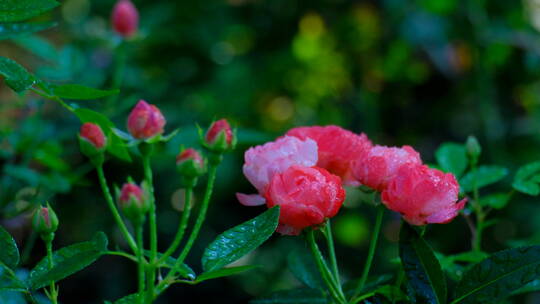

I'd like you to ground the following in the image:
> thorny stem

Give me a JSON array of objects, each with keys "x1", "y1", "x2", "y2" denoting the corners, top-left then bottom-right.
[
  {"x1": 158, "y1": 187, "x2": 193, "y2": 264},
  {"x1": 354, "y1": 204, "x2": 384, "y2": 299},
  {"x1": 96, "y1": 165, "x2": 138, "y2": 254},
  {"x1": 142, "y1": 153, "x2": 158, "y2": 303},
  {"x1": 45, "y1": 236, "x2": 58, "y2": 304},
  {"x1": 156, "y1": 164, "x2": 218, "y2": 296},
  {"x1": 136, "y1": 224, "x2": 145, "y2": 304},
  {"x1": 307, "y1": 230, "x2": 347, "y2": 304}
]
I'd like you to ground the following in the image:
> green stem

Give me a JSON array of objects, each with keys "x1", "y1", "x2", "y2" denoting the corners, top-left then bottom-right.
[
  {"x1": 96, "y1": 165, "x2": 138, "y2": 254},
  {"x1": 105, "y1": 42, "x2": 127, "y2": 115},
  {"x1": 45, "y1": 237, "x2": 58, "y2": 304},
  {"x1": 323, "y1": 221, "x2": 342, "y2": 290},
  {"x1": 306, "y1": 230, "x2": 347, "y2": 304},
  {"x1": 142, "y1": 155, "x2": 157, "y2": 303},
  {"x1": 158, "y1": 187, "x2": 193, "y2": 264},
  {"x1": 104, "y1": 251, "x2": 138, "y2": 262},
  {"x1": 471, "y1": 159, "x2": 484, "y2": 252},
  {"x1": 354, "y1": 204, "x2": 384, "y2": 298},
  {"x1": 136, "y1": 224, "x2": 145, "y2": 304},
  {"x1": 156, "y1": 165, "x2": 218, "y2": 295},
  {"x1": 30, "y1": 87, "x2": 74, "y2": 112}
]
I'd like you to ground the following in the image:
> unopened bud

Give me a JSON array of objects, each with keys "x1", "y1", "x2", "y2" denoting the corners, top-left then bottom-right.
[
  {"x1": 466, "y1": 135, "x2": 481, "y2": 160},
  {"x1": 117, "y1": 182, "x2": 149, "y2": 224},
  {"x1": 112, "y1": 0, "x2": 139, "y2": 38},
  {"x1": 79, "y1": 123, "x2": 107, "y2": 166},
  {"x1": 127, "y1": 100, "x2": 166, "y2": 140},
  {"x1": 202, "y1": 119, "x2": 236, "y2": 154},
  {"x1": 32, "y1": 204, "x2": 59, "y2": 236}
]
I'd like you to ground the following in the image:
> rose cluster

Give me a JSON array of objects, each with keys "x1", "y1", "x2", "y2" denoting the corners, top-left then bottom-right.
[{"x1": 238, "y1": 125, "x2": 466, "y2": 235}]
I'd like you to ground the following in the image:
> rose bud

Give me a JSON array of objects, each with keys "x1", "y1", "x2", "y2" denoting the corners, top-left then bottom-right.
[
  {"x1": 203, "y1": 119, "x2": 236, "y2": 153},
  {"x1": 117, "y1": 182, "x2": 150, "y2": 224},
  {"x1": 32, "y1": 204, "x2": 59, "y2": 237},
  {"x1": 286, "y1": 125, "x2": 372, "y2": 186},
  {"x1": 353, "y1": 145, "x2": 422, "y2": 191},
  {"x1": 127, "y1": 100, "x2": 166, "y2": 140},
  {"x1": 381, "y1": 164, "x2": 467, "y2": 225},
  {"x1": 264, "y1": 165, "x2": 345, "y2": 235},
  {"x1": 176, "y1": 148, "x2": 207, "y2": 183},
  {"x1": 236, "y1": 136, "x2": 318, "y2": 207},
  {"x1": 111, "y1": 0, "x2": 139, "y2": 38},
  {"x1": 79, "y1": 123, "x2": 107, "y2": 164}
]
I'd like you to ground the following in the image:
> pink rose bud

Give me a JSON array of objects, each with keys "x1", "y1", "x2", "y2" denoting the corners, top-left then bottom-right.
[
  {"x1": 118, "y1": 182, "x2": 149, "y2": 223},
  {"x1": 127, "y1": 100, "x2": 166, "y2": 140},
  {"x1": 80, "y1": 123, "x2": 107, "y2": 149},
  {"x1": 236, "y1": 136, "x2": 318, "y2": 207},
  {"x1": 264, "y1": 165, "x2": 345, "y2": 235},
  {"x1": 286, "y1": 125, "x2": 372, "y2": 186},
  {"x1": 111, "y1": 0, "x2": 139, "y2": 38},
  {"x1": 176, "y1": 148, "x2": 206, "y2": 180},
  {"x1": 203, "y1": 119, "x2": 235, "y2": 152},
  {"x1": 381, "y1": 164, "x2": 467, "y2": 225},
  {"x1": 353, "y1": 145, "x2": 422, "y2": 191},
  {"x1": 32, "y1": 204, "x2": 59, "y2": 235}
]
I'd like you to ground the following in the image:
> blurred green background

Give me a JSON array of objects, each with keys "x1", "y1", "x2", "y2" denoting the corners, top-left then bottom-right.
[{"x1": 2, "y1": 0, "x2": 540, "y2": 303}]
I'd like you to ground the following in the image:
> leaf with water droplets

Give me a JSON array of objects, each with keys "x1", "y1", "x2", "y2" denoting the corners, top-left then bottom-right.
[
  {"x1": 399, "y1": 223, "x2": 447, "y2": 304},
  {"x1": 0, "y1": 225, "x2": 19, "y2": 269},
  {"x1": 452, "y1": 245, "x2": 540, "y2": 304},
  {"x1": 202, "y1": 206, "x2": 280, "y2": 272},
  {"x1": 512, "y1": 161, "x2": 540, "y2": 196},
  {"x1": 435, "y1": 142, "x2": 468, "y2": 178}
]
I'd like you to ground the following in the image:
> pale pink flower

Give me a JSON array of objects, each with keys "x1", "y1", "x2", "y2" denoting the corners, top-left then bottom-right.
[{"x1": 236, "y1": 136, "x2": 318, "y2": 206}]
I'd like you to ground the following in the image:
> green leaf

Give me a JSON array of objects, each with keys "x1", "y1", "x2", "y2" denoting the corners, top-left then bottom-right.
[
  {"x1": 28, "y1": 232, "x2": 108, "y2": 289},
  {"x1": 143, "y1": 250, "x2": 195, "y2": 280},
  {"x1": 0, "y1": 22, "x2": 56, "y2": 40},
  {"x1": 399, "y1": 223, "x2": 447, "y2": 304},
  {"x1": 435, "y1": 143, "x2": 468, "y2": 177},
  {"x1": 453, "y1": 246, "x2": 540, "y2": 304},
  {"x1": 52, "y1": 84, "x2": 119, "y2": 100},
  {"x1": 512, "y1": 161, "x2": 540, "y2": 196},
  {"x1": 13, "y1": 35, "x2": 58, "y2": 62},
  {"x1": 74, "y1": 108, "x2": 132, "y2": 162},
  {"x1": 0, "y1": 56, "x2": 35, "y2": 92},
  {"x1": 202, "y1": 206, "x2": 280, "y2": 272},
  {"x1": 460, "y1": 165, "x2": 508, "y2": 193},
  {"x1": 0, "y1": 226, "x2": 19, "y2": 269},
  {"x1": 481, "y1": 193, "x2": 510, "y2": 209},
  {"x1": 0, "y1": 264, "x2": 26, "y2": 292},
  {"x1": 195, "y1": 265, "x2": 259, "y2": 283},
  {"x1": 287, "y1": 244, "x2": 324, "y2": 289},
  {"x1": 512, "y1": 279, "x2": 540, "y2": 296},
  {"x1": 250, "y1": 288, "x2": 327, "y2": 304},
  {"x1": 0, "y1": 0, "x2": 59, "y2": 22}
]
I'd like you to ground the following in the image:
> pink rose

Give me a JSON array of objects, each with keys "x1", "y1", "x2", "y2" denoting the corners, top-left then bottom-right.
[
  {"x1": 127, "y1": 100, "x2": 166, "y2": 140},
  {"x1": 286, "y1": 125, "x2": 372, "y2": 186},
  {"x1": 265, "y1": 165, "x2": 345, "y2": 235},
  {"x1": 236, "y1": 136, "x2": 318, "y2": 206},
  {"x1": 381, "y1": 164, "x2": 467, "y2": 225},
  {"x1": 353, "y1": 145, "x2": 422, "y2": 191},
  {"x1": 112, "y1": 0, "x2": 139, "y2": 38}
]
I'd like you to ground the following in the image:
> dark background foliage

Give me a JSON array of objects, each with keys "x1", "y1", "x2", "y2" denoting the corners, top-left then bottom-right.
[{"x1": 2, "y1": 0, "x2": 540, "y2": 303}]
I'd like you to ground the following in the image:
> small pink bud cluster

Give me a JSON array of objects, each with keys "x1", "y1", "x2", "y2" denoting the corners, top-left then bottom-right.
[
  {"x1": 111, "y1": 0, "x2": 139, "y2": 38},
  {"x1": 238, "y1": 125, "x2": 466, "y2": 232}
]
